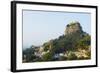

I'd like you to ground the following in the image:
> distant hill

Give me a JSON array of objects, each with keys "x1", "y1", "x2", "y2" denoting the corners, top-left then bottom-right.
[{"x1": 23, "y1": 21, "x2": 91, "y2": 63}]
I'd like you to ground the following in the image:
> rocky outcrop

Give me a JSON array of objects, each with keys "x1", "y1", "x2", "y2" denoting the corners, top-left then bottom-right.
[{"x1": 64, "y1": 21, "x2": 83, "y2": 35}]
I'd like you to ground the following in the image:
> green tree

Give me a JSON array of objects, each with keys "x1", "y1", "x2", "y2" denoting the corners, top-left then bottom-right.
[
  {"x1": 42, "y1": 52, "x2": 53, "y2": 61},
  {"x1": 76, "y1": 35, "x2": 91, "y2": 50}
]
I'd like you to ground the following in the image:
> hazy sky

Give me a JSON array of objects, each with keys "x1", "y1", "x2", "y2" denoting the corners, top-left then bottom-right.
[{"x1": 23, "y1": 10, "x2": 91, "y2": 48}]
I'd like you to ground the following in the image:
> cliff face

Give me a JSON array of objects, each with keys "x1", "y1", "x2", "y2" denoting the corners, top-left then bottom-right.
[{"x1": 64, "y1": 21, "x2": 83, "y2": 35}]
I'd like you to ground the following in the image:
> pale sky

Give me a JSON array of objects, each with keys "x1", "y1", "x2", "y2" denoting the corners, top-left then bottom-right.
[{"x1": 23, "y1": 10, "x2": 91, "y2": 49}]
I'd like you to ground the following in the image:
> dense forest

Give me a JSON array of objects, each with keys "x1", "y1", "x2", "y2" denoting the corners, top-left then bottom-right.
[{"x1": 23, "y1": 21, "x2": 91, "y2": 63}]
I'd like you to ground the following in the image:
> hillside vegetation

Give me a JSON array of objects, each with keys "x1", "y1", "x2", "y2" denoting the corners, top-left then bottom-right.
[{"x1": 23, "y1": 21, "x2": 91, "y2": 63}]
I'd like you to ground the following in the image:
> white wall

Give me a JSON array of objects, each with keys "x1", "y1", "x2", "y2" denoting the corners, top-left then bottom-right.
[{"x1": 0, "y1": 0, "x2": 100, "y2": 73}]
